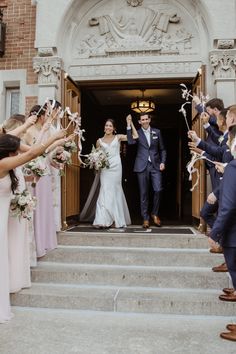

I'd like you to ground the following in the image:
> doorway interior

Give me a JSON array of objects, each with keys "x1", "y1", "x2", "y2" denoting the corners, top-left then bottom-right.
[{"x1": 78, "y1": 78, "x2": 193, "y2": 225}]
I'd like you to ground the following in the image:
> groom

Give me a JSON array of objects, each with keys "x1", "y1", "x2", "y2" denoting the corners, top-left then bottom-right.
[{"x1": 127, "y1": 113, "x2": 167, "y2": 228}]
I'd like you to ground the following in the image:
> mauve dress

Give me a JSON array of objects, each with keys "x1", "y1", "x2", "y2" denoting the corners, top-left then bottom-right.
[{"x1": 33, "y1": 168, "x2": 57, "y2": 258}]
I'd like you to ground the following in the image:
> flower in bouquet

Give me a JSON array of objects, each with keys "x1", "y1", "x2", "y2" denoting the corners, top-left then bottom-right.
[
  {"x1": 23, "y1": 156, "x2": 50, "y2": 186},
  {"x1": 10, "y1": 189, "x2": 37, "y2": 220},
  {"x1": 85, "y1": 145, "x2": 110, "y2": 171},
  {"x1": 51, "y1": 147, "x2": 72, "y2": 175},
  {"x1": 63, "y1": 140, "x2": 77, "y2": 153}
]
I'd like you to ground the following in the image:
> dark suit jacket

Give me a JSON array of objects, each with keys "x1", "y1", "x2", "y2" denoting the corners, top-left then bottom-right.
[
  {"x1": 127, "y1": 127, "x2": 167, "y2": 173},
  {"x1": 210, "y1": 160, "x2": 236, "y2": 247}
]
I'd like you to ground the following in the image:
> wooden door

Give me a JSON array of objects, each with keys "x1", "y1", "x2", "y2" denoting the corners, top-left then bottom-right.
[
  {"x1": 61, "y1": 74, "x2": 81, "y2": 229},
  {"x1": 191, "y1": 65, "x2": 206, "y2": 229}
]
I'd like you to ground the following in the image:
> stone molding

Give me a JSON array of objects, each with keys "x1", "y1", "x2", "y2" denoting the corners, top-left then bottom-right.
[
  {"x1": 33, "y1": 56, "x2": 62, "y2": 86},
  {"x1": 216, "y1": 39, "x2": 235, "y2": 50},
  {"x1": 210, "y1": 49, "x2": 236, "y2": 79}
]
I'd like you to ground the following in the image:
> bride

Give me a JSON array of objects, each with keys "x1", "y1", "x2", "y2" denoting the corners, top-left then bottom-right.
[{"x1": 93, "y1": 115, "x2": 138, "y2": 228}]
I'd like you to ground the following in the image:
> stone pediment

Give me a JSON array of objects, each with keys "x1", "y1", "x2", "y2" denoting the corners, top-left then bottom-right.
[{"x1": 72, "y1": 0, "x2": 198, "y2": 60}]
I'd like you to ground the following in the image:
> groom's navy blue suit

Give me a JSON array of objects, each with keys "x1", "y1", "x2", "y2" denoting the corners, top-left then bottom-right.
[{"x1": 127, "y1": 127, "x2": 167, "y2": 221}]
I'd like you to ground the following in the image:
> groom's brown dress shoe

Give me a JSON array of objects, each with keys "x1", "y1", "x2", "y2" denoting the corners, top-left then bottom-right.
[
  {"x1": 142, "y1": 220, "x2": 149, "y2": 228},
  {"x1": 151, "y1": 214, "x2": 161, "y2": 227},
  {"x1": 220, "y1": 331, "x2": 236, "y2": 341}
]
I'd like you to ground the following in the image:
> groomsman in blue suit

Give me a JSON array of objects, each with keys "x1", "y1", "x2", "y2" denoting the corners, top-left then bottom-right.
[{"x1": 127, "y1": 113, "x2": 167, "y2": 228}]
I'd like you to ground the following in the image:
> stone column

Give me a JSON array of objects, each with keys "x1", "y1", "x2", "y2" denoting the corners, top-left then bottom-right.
[
  {"x1": 33, "y1": 47, "x2": 62, "y2": 104},
  {"x1": 209, "y1": 40, "x2": 236, "y2": 106}
]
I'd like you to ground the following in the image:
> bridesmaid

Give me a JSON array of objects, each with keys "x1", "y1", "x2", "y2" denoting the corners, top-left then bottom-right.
[
  {"x1": 0, "y1": 130, "x2": 65, "y2": 323},
  {"x1": 3, "y1": 114, "x2": 36, "y2": 290},
  {"x1": 24, "y1": 104, "x2": 60, "y2": 257}
]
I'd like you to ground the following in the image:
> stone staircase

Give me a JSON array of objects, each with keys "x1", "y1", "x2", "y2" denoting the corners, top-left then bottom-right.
[{"x1": 11, "y1": 227, "x2": 236, "y2": 316}]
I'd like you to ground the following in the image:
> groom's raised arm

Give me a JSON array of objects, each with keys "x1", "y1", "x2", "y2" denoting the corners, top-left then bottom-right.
[{"x1": 126, "y1": 114, "x2": 137, "y2": 145}]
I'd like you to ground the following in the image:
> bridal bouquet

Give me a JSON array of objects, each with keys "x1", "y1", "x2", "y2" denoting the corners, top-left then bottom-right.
[
  {"x1": 23, "y1": 156, "x2": 50, "y2": 186},
  {"x1": 85, "y1": 145, "x2": 110, "y2": 171},
  {"x1": 10, "y1": 189, "x2": 37, "y2": 220}
]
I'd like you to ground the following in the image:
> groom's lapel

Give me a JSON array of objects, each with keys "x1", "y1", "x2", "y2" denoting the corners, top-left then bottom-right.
[{"x1": 139, "y1": 129, "x2": 149, "y2": 147}]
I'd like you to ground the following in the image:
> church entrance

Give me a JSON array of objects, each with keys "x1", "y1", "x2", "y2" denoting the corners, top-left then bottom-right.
[{"x1": 78, "y1": 78, "x2": 193, "y2": 225}]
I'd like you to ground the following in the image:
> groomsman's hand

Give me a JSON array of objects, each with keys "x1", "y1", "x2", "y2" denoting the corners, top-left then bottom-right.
[
  {"x1": 188, "y1": 130, "x2": 199, "y2": 142},
  {"x1": 200, "y1": 112, "x2": 210, "y2": 124},
  {"x1": 160, "y1": 163, "x2": 165, "y2": 171}
]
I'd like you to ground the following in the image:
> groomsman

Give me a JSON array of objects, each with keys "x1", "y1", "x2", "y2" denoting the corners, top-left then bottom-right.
[{"x1": 127, "y1": 113, "x2": 166, "y2": 228}]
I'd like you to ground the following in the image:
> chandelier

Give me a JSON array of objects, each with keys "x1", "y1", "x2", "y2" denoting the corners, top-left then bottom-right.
[{"x1": 131, "y1": 89, "x2": 155, "y2": 113}]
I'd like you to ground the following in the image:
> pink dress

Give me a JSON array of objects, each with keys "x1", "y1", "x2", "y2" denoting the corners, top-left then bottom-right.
[
  {"x1": 33, "y1": 172, "x2": 57, "y2": 258},
  {"x1": 0, "y1": 175, "x2": 13, "y2": 323},
  {"x1": 8, "y1": 167, "x2": 31, "y2": 293}
]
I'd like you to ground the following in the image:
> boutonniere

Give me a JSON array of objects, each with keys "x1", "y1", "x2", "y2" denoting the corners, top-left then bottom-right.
[
  {"x1": 151, "y1": 131, "x2": 158, "y2": 139},
  {"x1": 218, "y1": 135, "x2": 224, "y2": 144}
]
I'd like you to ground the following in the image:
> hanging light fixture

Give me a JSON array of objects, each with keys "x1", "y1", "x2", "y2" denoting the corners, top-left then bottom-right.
[{"x1": 131, "y1": 89, "x2": 155, "y2": 113}]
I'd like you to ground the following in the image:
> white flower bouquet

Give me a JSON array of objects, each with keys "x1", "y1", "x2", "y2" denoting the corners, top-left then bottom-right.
[
  {"x1": 85, "y1": 145, "x2": 110, "y2": 171},
  {"x1": 51, "y1": 147, "x2": 72, "y2": 175},
  {"x1": 23, "y1": 156, "x2": 49, "y2": 178},
  {"x1": 10, "y1": 189, "x2": 37, "y2": 220},
  {"x1": 63, "y1": 140, "x2": 77, "y2": 153},
  {"x1": 23, "y1": 156, "x2": 50, "y2": 186}
]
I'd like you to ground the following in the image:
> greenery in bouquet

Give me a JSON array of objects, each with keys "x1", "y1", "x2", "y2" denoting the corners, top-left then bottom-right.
[
  {"x1": 63, "y1": 140, "x2": 77, "y2": 153},
  {"x1": 10, "y1": 189, "x2": 37, "y2": 220},
  {"x1": 23, "y1": 156, "x2": 50, "y2": 186},
  {"x1": 51, "y1": 147, "x2": 72, "y2": 175},
  {"x1": 85, "y1": 145, "x2": 110, "y2": 171}
]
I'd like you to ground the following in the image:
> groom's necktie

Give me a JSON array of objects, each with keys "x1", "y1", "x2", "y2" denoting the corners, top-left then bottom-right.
[{"x1": 142, "y1": 128, "x2": 151, "y2": 162}]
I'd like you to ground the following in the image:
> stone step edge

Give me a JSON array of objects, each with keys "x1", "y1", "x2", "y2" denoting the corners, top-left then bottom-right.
[
  {"x1": 12, "y1": 306, "x2": 236, "y2": 321},
  {"x1": 58, "y1": 231, "x2": 201, "y2": 238},
  {"x1": 35, "y1": 261, "x2": 218, "y2": 272},
  {"x1": 55, "y1": 245, "x2": 210, "y2": 253},
  {"x1": 21, "y1": 282, "x2": 225, "y2": 295}
]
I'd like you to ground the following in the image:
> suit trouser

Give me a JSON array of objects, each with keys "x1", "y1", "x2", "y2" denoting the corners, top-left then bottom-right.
[
  {"x1": 223, "y1": 247, "x2": 236, "y2": 289},
  {"x1": 200, "y1": 201, "x2": 218, "y2": 228},
  {"x1": 137, "y1": 162, "x2": 162, "y2": 220}
]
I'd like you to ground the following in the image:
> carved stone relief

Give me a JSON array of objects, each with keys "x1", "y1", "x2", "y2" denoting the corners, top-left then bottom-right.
[
  {"x1": 210, "y1": 50, "x2": 236, "y2": 79},
  {"x1": 73, "y1": 0, "x2": 198, "y2": 59},
  {"x1": 33, "y1": 56, "x2": 62, "y2": 85}
]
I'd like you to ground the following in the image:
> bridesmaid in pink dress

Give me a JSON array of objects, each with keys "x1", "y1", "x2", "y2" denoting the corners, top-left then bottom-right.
[{"x1": 0, "y1": 130, "x2": 66, "y2": 323}]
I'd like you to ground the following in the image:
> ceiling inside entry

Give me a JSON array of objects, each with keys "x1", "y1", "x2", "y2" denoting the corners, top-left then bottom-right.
[{"x1": 80, "y1": 79, "x2": 192, "y2": 106}]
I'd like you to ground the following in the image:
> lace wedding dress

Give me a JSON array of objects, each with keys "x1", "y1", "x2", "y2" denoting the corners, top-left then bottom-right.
[{"x1": 93, "y1": 136, "x2": 131, "y2": 228}]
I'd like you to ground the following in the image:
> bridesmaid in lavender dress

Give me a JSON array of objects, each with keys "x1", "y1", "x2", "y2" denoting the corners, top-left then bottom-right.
[{"x1": 24, "y1": 105, "x2": 58, "y2": 258}]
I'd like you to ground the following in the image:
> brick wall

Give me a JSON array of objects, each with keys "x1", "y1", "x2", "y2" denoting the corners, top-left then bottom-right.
[{"x1": 0, "y1": 0, "x2": 37, "y2": 85}]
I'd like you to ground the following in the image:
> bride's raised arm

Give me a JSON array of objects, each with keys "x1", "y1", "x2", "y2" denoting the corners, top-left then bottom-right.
[{"x1": 118, "y1": 114, "x2": 139, "y2": 142}]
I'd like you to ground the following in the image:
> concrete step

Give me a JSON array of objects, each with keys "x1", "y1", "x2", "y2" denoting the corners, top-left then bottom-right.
[
  {"x1": 31, "y1": 262, "x2": 230, "y2": 289},
  {"x1": 41, "y1": 245, "x2": 224, "y2": 267},
  {"x1": 3, "y1": 308, "x2": 236, "y2": 354},
  {"x1": 10, "y1": 283, "x2": 236, "y2": 316},
  {"x1": 58, "y1": 231, "x2": 208, "y2": 249}
]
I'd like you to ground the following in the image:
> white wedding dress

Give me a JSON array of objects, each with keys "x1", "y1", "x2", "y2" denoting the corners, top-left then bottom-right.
[{"x1": 93, "y1": 136, "x2": 131, "y2": 228}]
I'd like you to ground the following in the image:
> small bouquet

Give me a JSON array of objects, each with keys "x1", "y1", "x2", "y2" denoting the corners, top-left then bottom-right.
[
  {"x1": 51, "y1": 147, "x2": 72, "y2": 175},
  {"x1": 23, "y1": 156, "x2": 50, "y2": 186},
  {"x1": 63, "y1": 140, "x2": 77, "y2": 153},
  {"x1": 85, "y1": 145, "x2": 110, "y2": 171},
  {"x1": 10, "y1": 189, "x2": 37, "y2": 220}
]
